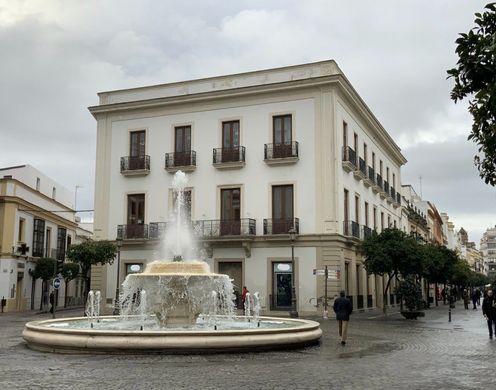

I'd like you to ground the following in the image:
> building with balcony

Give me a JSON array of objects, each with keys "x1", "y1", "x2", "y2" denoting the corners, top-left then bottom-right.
[
  {"x1": 0, "y1": 165, "x2": 78, "y2": 312},
  {"x1": 89, "y1": 60, "x2": 407, "y2": 314},
  {"x1": 480, "y1": 226, "x2": 496, "y2": 278}
]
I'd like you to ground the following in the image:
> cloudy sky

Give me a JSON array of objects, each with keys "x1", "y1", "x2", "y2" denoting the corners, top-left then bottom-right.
[{"x1": 0, "y1": 0, "x2": 494, "y2": 245}]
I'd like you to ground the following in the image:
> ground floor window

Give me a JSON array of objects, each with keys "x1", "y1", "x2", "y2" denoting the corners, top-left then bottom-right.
[{"x1": 272, "y1": 262, "x2": 293, "y2": 310}]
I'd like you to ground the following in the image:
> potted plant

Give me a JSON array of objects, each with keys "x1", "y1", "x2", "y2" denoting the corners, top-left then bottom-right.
[{"x1": 396, "y1": 277, "x2": 425, "y2": 320}]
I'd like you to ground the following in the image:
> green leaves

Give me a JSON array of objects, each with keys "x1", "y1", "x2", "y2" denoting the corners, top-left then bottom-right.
[
  {"x1": 66, "y1": 240, "x2": 117, "y2": 279},
  {"x1": 448, "y1": 2, "x2": 496, "y2": 185},
  {"x1": 32, "y1": 257, "x2": 56, "y2": 281},
  {"x1": 61, "y1": 262, "x2": 80, "y2": 281}
]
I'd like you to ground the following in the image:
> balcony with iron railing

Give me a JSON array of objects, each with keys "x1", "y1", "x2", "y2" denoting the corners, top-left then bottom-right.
[
  {"x1": 396, "y1": 193, "x2": 401, "y2": 205},
  {"x1": 264, "y1": 142, "x2": 299, "y2": 164},
  {"x1": 354, "y1": 157, "x2": 367, "y2": 181},
  {"x1": 165, "y1": 151, "x2": 197, "y2": 173},
  {"x1": 117, "y1": 224, "x2": 149, "y2": 240},
  {"x1": 212, "y1": 146, "x2": 246, "y2": 169},
  {"x1": 343, "y1": 221, "x2": 360, "y2": 239},
  {"x1": 193, "y1": 219, "x2": 256, "y2": 237},
  {"x1": 120, "y1": 155, "x2": 150, "y2": 176},
  {"x1": 263, "y1": 218, "x2": 300, "y2": 235},
  {"x1": 342, "y1": 146, "x2": 357, "y2": 173},
  {"x1": 364, "y1": 166, "x2": 375, "y2": 188},
  {"x1": 362, "y1": 225, "x2": 373, "y2": 239}
]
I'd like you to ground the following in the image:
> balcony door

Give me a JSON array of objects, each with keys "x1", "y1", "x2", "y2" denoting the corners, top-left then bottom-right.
[
  {"x1": 272, "y1": 185, "x2": 293, "y2": 234},
  {"x1": 127, "y1": 194, "x2": 145, "y2": 238},
  {"x1": 273, "y1": 115, "x2": 292, "y2": 158},
  {"x1": 221, "y1": 188, "x2": 240, "y2": 235},
  {"x1": 129, "y1": 131, "x2": 145, "y2": 170},
  {"x1": 174, "y1": 126, "x2": 191, "y2": 166},
  {"x1": 222, "y1": 121, "x2": 240, "y2": 162}
]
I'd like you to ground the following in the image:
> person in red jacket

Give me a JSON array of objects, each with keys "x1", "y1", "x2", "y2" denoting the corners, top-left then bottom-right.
[{"x1": 242, "y1": 286, "x2": 249, "y2": 307}]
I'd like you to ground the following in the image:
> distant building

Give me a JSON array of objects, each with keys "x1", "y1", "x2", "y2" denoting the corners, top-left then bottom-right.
[
  {"x1": 0, "y1": 165, "x2": 79, "y2": 312},
  {"x1": 480, "y1": 226, "x2": 496, "y2": 278}
]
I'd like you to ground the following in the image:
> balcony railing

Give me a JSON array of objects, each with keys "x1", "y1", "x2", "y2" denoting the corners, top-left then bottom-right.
[
  {"x1": 376, "y1": 174, "x2": 383, "y2": 188},
  {"x1": 120, "y1": 155, "x2": 150, "y2": 172},
  {"x1": 117, "y1": 224, "x2": 149, "y2": 240},
  {"x1": 362, "y1": 225, "x2": 373, "y2": 239},
  {"x1": 368, "y1": 166, "x2": 375, "y2": 183},
  {"x1": 359, "y1": 158, "x2": 367, "y2": 176},
  {"x1": 264, "y1": 142, "x2": 299, "y2": 160},
  {"x1": 390, "y1": 187, "x2": 396, "y2": 199},
  {"x1": 343, "y1": 221, "x2": 360, "y2": 238},
  {"x1": 384, "y1": 180, "x2": 390, "y2": 194},
  {"x1": 149, "y1": 222, "x2": 168, "y2": 239},
  {"x1": 342, "y1": 146, "x2": 357, "y2": 166},
  {"x1": 396, "y1": 193, "x2": 401, "y2": 205},
  {"x1": 263, "y1": 218, "x2": 300, "y2": 235},
  {"x1": 193, "y1": 219, "x2": 256, "y2": 237},
  {"x1": 213, "y1": 146, "x2": 246, "y2": 164},
  {"x1": 165, "y1": 151, "x2": 197, "y2": 168}
]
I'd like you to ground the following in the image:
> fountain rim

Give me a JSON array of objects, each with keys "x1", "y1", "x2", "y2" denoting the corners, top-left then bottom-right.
[{"x1": 24, "y1": 315, "x2": 320, "y2": 336}]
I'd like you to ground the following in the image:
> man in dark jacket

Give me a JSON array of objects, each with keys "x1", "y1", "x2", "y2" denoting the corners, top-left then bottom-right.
[
  {"x1": 482, "y1": 290, "x2": 496, "y2": 339},
  {"x1": 333, "y1": 291, "x2": 353, "y2": 345}
]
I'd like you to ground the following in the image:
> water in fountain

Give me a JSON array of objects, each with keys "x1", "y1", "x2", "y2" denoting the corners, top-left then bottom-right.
[
  {"x1": 244, "y1": 292, "x2": 252, "y2": 318},
  {"x1": 138, "y1": 290, "x2": 147, "y2": 330},
  {"x1": 120, "y1": 170, "x2": 236, "y2": 328},
  {"x1": 85, "y1": 290, "x2": 101, "y2": 326},
  {"x1": 253, "y1": 292, "x2": 261, "y2": 321}
]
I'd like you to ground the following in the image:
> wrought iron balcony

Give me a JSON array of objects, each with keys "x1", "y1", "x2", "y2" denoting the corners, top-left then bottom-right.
[
  {"x1": 263, "y1": 218, "x2": 300, "y2": 235},
  {"x1": 376, "y1": 174, "x2": 383, "y2": 188},
  {"x1": 193, "y1": 219, "x2": 256, "y2": 237},
  {"x1": 396, "y1": 193, "x2": 401, "y2": 205},
  {"x1": 390, "y1": 187, "x2": 396, "y2": 199},
  {"x1": 362, "y1": 225, "x2": 373, "y2": 239},
  {"x1": 384, "y1": 180, "x2": 390, "y2": 194},
  {"x1": 149, "y1": 222, "x2": 168, "y2": 239},
  {"x1": 120, "y1": 155, "x2": 150, "y2": 175},
  {"x1": 165, "y1": 151, "x2": 197, "y2": 172},
  {"x1": 367, "y1": 166, "x2": 376, "y2": 183},
  {"x1": 343, "y1": 221, "x2": 360, "y2": 238},
  {"x1": 213, "y1": 146, "x2": 246, "y2": 167},
  {"x1": 342, "y1": 146, "x2": 357, "y2": 173},
  {"x1": 359, "y1": 158, "x2": 367, "y2": 176},
  {"x1": 264, "y1": 142, "x2": 299, "y2": 162},
  {"x1": 117, "y1": 224, "x2": 149, "y2": 240}
]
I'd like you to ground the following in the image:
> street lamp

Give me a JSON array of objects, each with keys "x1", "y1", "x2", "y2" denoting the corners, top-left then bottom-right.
[
  {"x1": 288, "y1": 227, "x2": 298, "y2": 318},
  {"x1": 113, "y1": 238, "x2": 123, "y2": 315}
]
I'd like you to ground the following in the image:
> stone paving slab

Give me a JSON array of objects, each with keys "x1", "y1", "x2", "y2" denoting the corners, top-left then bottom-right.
[{"x1": 0, "y1": 303, "x2": 494, "y2": 389}]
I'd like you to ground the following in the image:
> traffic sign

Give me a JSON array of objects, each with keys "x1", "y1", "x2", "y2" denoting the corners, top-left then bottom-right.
[{"x1": 53, "y1": 277, "x2": 61, "y2": 290}]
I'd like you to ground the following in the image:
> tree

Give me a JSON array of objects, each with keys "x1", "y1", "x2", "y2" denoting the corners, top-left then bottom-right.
[
  {"x1": 61, "y1": 262, "x2": 80, "y2": 307},
  {"x1": 66, "y1": 240, "x2": 117, "y2": 303},
  {"x1": 447, "y1": 3, "x2": 496, "y2": 185},
  {"x1": 32, "y1": 257, "x2": 56, "y2": 311},
  {"x1": 359, "y1": 228, "x2": 423, "y2": 314}
]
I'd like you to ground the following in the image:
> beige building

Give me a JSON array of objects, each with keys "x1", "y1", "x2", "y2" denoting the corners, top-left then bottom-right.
[
  {"x1": 0, "y1": 165, "x2": 79, "y2": 312},
  {"x1": 89, "y1": 60, "x2": 407, "y2": 314}
]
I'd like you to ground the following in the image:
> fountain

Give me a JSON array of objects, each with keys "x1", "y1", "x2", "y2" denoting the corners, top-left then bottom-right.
[{"x1": 22, "y1": 171, "x2": 322, "y2": 353}]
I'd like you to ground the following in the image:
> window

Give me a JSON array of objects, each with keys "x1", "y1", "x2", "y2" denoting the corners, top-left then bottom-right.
[
  {"x1": 353, "y1": 133, "x2": 358, "y2": 152},
  {"x1": 45, "y1": 228, "x2": 51, "y2": 257},
  {"x1": 32, "y1": 219, "x2": 45, "y2": 257},
  {"x1": 174, "y1": 126, "x2": 192, "y2": 166},
  {"x1": 364, "y1": 202, "x2": 369, "y2": 227},
  {"x1": 372, "y1": 152, "x2": 376, "y2": 170},
  {"x1": 344, "y1": 189, "x2": 349, "y2": 222},
  {"x1": 373, "y1": 207, "x2": 377, "y2": 230},
  {"x1": 66, "y1": 235, "x2": 72, "y2": 251},
  {"x1": 36, "y1": 177, "x2": 40, "y2": 191},
  {"x1": 221, "y1": 188, "x2": 241, "y2": 235},
  {"x1": 273, "y1": 115, "x2": 292, "y2": 145},
  {"x1": 388, "y1": 215, "x2": 391, "y2": 227},
  {"x1": 386, "y1": 167, "x2": 390, "y2": 183},
  {"x1": 127, "y1": 194, "x2": 145, "y2": 238},
  {"x1": 272, "y1": 185, "x2": 294, "y2": 234},
  {"x1": 52, "y1": 187, "x2": 56, "y2": 200},
  {"x1": 380, "y1": 160, "x2": 383, "y2": 176},
  {"x1": 129, "y1": 130, "x2": 146, "y2": 170},
  {"x1": 18, "y1": 218, "x2": 25, "y2": 243},
  {"x1": 56, "y1": 227, "x2": 67, "y2": 261},
  {"x1": 343, "y1": 122, "x2": 348, "y2": 147},
  {"x1": 355, "y1": 195, "x2": 360, "y2": 224},
  {"x1": 221, "y1": 121, "x2": 240, "y2": 162},
  {"x1": 393, "y1": 173, "x2": 396, "y2": 188},
  {"x1": 380, "y1": 212, "x2": 384, "y2": 231},
  {"x1": 364, "y1": 143, "x2": 368, "y2": 164},
  {"x1": 394, "y1": 220, "x2": 397, "y2": 228}
]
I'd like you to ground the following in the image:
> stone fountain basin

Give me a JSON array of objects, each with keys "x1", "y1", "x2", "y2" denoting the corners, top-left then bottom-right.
[{"x1": 22, "y1": 316, "x2": 322, "y2": 354}]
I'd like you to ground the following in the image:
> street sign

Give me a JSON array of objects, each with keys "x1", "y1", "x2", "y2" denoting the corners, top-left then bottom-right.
[
  {"x1": 53, "y1": 277, "x2": 61, "y2": 290},
  {"x1": 313, "y1": 269, "x2": 340, "y2": 279}
]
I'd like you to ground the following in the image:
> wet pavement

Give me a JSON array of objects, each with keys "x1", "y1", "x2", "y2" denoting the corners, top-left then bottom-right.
[{"x1": 0, "y1": 302, "x2": 494, "y2": 389}]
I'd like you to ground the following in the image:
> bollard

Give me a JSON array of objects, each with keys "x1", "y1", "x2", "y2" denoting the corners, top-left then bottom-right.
[{"x1": 449, "y1": 307, "x2": 451, "y2": 322}]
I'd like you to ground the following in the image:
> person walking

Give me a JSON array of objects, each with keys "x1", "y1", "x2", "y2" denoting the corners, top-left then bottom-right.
[
  {"x1": 476, "y1": 288, "x2": 482, "y2": 305},
  {"x1": 241, "y1": 286, "x2": 249, "y2": 308},
  {"x1": 333, "y1": 291, "x2": 353, "y2": 346},
  {"x1": 482, "y1": 290, "x2": 496, "y2": 339},
  {"x1": 462, "y1": 289, "x2": 470, "y2": 309},
  {"x1": 472, "y1": 289, "x2": 478, "y2": 310}
]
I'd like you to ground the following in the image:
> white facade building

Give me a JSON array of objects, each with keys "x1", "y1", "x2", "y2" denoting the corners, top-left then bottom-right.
[
  {"x1": 0, "y1": 165, "x2": 78, "y2": 312},
  {"x1": 480, "y1": 226, "x2": 496, "y2": 277},
  {"x1": 89, "y1": 61, "x2": 407, "y2": 314}
]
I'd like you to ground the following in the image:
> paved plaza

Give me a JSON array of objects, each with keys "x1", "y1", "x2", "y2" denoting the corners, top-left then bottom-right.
[{"x1": 0, "y1": 303, "x2": 494, "y2": 389}]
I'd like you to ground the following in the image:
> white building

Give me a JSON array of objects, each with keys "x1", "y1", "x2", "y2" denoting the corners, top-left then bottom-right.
[
  {"x1": 0, "y1": 165, "x2": 78, "y2": 312},
  {"x1": 480, "y1": 226, "x2": 496, "y2": 277},
  {"x1": 89, "y1": 60, "x2": 407, "y2": 314}
]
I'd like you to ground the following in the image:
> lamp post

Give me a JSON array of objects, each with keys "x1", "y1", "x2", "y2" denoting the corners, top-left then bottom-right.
[
  {"x1": 113, "y1": 238, "x2": 123, "y2": 315},
  {"x1": 288, "y1": 227, "x2": 298, "y2": 318}
]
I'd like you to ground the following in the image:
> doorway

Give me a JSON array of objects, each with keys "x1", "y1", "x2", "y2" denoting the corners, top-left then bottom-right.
[
  {"x1": 218, "y1": 262, "x2": 243, "y2": 309},
  {"x1": 272, "y1": 262, "x2": 292, "y2": 310}
]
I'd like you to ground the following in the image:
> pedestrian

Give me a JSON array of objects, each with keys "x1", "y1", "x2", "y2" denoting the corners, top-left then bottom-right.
[
  {"x1": 241, "y1": 286, "x2": 249, "y2": 308},
  {"x1": 482, "y1": 290, "x2": 496, "y2": 339},
  {"x1": 333, "y1": 290, "x2": 353, "y2": 346},
  {"x1": 476, "y1": 288, "x2": 482, "y2": 305},
  {"x1": 462, "y1": 289, "x2": 469, "y2": 309},
  {"x1": 49, "y1": 291, "x2": 54, "y2": 313},
  {"x1": 441, "y1": 288, "x2": 446, "y2": 305},
  {"x1": 472, "y1": 289, "x2": 478, "y2": 310}
]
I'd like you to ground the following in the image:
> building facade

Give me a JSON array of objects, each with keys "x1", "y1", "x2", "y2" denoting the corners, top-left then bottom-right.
[
  {"x1": 89, "y1": 61, "x2": 407, "y2": 314},
  {"x1": 0, "y1": 165, "x2": 78, "y2": 312},
  {"x1": 480, "y1": 227, "x2": 496, "y2": 277}
]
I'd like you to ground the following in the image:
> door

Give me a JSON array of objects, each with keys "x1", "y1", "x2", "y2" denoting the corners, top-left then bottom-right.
[
  {"x1": 222, "y1": 121, "x2": 240, "y2": 162},
  {"x1": 272, "y1": 185, "x2": 293, "y2": 234},
  {"x1": 129, "y1": 130, "x2": 146, "y2": 170},
  {"x1": 272, "y1": 262, "x2": 292, "y2": 309},
  {"x1": 221, "y1": 188, "x2": 240, "y2": 235},
  {"x1": 273, "y1": 115, "x2": 292, "y2": 158},
  {"x1": 218, "y1": 262, "x2": 243, "y2": 309},
  {"x1": 174, "y1": 126, "x2": 191, "y2": 166},
  {"x1": 127, "y1": 194, "x2": 145, "y2": 238},
  {"x1": 15, "y1": 275, "x2": 23, "y2": 311}
]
